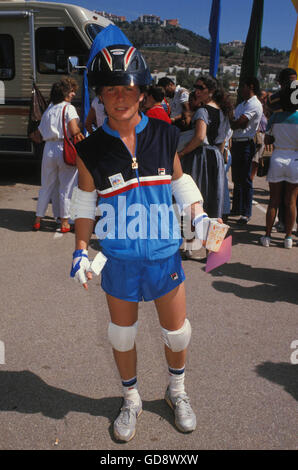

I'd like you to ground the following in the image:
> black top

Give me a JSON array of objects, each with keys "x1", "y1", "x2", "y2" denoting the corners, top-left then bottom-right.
[{"x1": 204, "y1": 104, "x2": 220, "y2": 146}]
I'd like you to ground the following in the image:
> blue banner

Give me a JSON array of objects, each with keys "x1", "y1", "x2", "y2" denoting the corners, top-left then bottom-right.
[{"x1": 209, "y1": 0, "x2": 221, "y2": 77}]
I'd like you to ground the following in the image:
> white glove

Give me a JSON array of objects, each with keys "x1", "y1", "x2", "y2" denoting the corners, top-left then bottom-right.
[
  {"x1": 192, "y1": 212, "x2": 210, "y2": 242},
  {"x1": 70, "y1": 249, "x2": 107, "y2": 287},
  {"x1": 70, "y1": 249, "x2": 92, "y2": 286}
]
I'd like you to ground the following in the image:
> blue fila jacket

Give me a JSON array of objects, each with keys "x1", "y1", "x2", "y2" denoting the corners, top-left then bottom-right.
[{"x1": 76, "y1": 113, "x2": 182, "y2": 261}]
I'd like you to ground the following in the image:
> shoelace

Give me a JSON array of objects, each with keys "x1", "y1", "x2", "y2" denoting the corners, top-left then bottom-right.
[
  {"x1": 117, "y1": 403, "x2": 138, "y2": 425},
  {"x1": 175, "y1": 396, "x2": 193, "y2": 416}
]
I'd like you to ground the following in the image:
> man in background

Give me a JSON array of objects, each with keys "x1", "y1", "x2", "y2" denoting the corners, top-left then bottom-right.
[
  {"x1": 230, "y1": 77, "x2": 263, "y2": 225},
  {"x1": 158, "y1": 77, "x2": 191, "y2": 130},
  {"x1": 266, "y1": 68, "x2": 297, "y2": 114}
]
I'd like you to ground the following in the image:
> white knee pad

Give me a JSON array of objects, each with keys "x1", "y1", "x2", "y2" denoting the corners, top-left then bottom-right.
[
  {"x1": 108, "y1": 321, "x2": 138, "y2": 352},
  {"x1": 161, "y1": 318, "x2": 191, "y2": 352}
]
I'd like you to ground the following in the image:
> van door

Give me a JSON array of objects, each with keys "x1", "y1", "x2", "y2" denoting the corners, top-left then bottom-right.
[{"x1": 0, "y1": 13, "x2": 33, "y2": 153}]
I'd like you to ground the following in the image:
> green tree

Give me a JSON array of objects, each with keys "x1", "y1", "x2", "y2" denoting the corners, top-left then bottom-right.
[
  {"x1": 217, "y1": 72, "x2": 235, "y2": 91},
  {"x1": 176, "y1": 70, "x2": 195, "y2": 90}
]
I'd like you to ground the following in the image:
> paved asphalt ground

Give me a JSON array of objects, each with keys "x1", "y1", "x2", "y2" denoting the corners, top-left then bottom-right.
[{"x1": 0, "y1": 158, "x2": 297, "y2": 454}]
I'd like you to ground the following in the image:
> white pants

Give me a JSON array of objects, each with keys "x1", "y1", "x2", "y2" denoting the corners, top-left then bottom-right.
[{"x1": 36, "y1": 141, "x2": 78, "y2": 219}]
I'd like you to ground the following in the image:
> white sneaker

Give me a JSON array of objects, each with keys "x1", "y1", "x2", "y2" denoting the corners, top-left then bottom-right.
[
  {"x1": 113, "y1": 399, "x2": 142, "y2": 442},
  {"x1": 260, "y1": 236, "x2": 270, "y2": 247},
  {"x1": 284, "y1": 237, "x2": 293, "y2": 249},
  {"x1": 165, "y1": 387, "x2": 196, "y2": 433},
  {"x1": 252, "y1": 200, "x2": 258, "y2": 205}
]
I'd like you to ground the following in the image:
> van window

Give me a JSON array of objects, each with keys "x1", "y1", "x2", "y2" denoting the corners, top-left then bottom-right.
[
  {"x1": 36, "y1": 27, "x2": 89, "y2": 74},
  {"x1": 0, "y1": 35, "x2": 15, "y2": 80},
  {"x1": 86, "y1": 24, "x2": 104, "y2": 41}
]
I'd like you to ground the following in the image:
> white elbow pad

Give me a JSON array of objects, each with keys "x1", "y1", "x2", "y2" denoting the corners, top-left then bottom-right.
[
  {"x1": 171, "y1": 174, "x2": 203, "y2": 213},
  {"x1": 70, "y1": 186, "x2": 97, "y2": 220}
]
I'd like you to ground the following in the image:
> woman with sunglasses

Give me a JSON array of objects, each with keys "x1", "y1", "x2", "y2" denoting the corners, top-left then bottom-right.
[{"x1": 178, "y1": 76, "x2": 232, "y2": 231}]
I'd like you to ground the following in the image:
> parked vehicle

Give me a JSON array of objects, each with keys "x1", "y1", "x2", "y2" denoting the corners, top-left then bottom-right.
[{"x1": 0, "y1": 0, "x2": 111, "y2": 157}]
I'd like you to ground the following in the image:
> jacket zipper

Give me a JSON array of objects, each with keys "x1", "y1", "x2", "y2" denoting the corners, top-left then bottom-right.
[{"x1": 121, "y1": 134, "x2": 148, "y2": 259}]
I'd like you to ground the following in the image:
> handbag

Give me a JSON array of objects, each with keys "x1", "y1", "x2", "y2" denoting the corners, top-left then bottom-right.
[
  {"x1": 257, "y1": 155, "x2": 271, "y2": 177},
  {"x1": 27, "y1": 81, "x2": 47, "y2": 142},
  {"x1": 62, "y1": 105, "x2": 77, "y2": 166}
]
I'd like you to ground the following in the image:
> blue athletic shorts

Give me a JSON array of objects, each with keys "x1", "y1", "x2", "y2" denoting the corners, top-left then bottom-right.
[{"x1": 101, "y1": 250, "x2": 185, "y2": 302}]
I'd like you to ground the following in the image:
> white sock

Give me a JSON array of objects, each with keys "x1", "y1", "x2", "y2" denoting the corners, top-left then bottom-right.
[
  {"x1": 122, "y1": 376, "x2": 141, "y2": 405},
  {"x1": 168, "y1": 366, "x2": 186, "y2": 397}
]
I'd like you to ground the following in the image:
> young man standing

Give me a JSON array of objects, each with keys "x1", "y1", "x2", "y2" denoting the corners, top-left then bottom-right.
[
  {"x1": 230, "y1": 77, "x2": 263, "y2": 224},
  {"x1": 70, "y1": 44, "x2": 217, "y2": 442},
  {"x1": 158, "y1": 77, "x2": 191, "y2": 130}
]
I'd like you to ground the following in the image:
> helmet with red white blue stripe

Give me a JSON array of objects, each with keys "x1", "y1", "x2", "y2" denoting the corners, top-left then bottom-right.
[{"x1": 88, "y1": 44, "x2": 152, "y2": 87}]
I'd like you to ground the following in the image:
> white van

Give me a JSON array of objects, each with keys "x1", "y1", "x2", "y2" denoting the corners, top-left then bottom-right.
[{"x1": 0, "y1": 0, "x2": 111, "y2": 157}]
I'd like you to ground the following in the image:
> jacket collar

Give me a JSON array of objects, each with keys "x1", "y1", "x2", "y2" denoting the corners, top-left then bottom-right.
[{"x1": 102, "y1": 112, "x2": 148, "y2": 138}]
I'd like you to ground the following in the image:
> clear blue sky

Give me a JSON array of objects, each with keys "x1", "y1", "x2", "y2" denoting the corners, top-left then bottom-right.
[{"x1": 43, "y1": 0, "x2": 297, "y2": 51}]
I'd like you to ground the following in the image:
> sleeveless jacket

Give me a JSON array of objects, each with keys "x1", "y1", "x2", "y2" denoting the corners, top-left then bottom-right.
[{"x1": 76, "y1": 114, "x2": 182, "y2": 261}]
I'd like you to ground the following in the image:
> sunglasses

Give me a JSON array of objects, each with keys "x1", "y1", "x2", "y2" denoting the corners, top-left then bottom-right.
[{"x1": 194, "y1": 84, "x2": 207, "y2": 91}]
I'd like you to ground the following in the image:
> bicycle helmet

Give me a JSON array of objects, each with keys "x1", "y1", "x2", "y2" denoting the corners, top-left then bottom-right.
[{"x1": 88, "y1": 44, "x2": 152, "y2": 87}]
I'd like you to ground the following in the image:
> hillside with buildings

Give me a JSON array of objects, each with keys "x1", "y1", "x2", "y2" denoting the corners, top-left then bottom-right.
[{"x1": 96, "y1": 11, "x2": 290, "y2": 91}]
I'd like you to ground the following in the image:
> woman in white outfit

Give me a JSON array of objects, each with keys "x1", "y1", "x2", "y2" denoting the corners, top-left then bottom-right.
[
  {"x1": 261, "y1": 82, "x2": 298, "y2": 249},
  {"x1": 33, "y1": 77, "x2": 83, "y2": 232}
]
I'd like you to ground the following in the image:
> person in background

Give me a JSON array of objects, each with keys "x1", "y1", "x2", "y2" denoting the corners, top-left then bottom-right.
[
  {"x1": 178, "y1": 76, "x2": 228, "y2": 220},
  {"x1": 143, "y1": 85, "x2": 172, "y2": 124},
  {"x1": 266, "y1": 68, "x2": 297, "y2": 114},
  {"x1": 266, "y1": 68, "x2": 298, "y2": 233},
  {"x1": 158, "y1": 77, "x2": 190, "y2": 130},
  {"x1": 213, "y1": 87, "x2": 234, "y2": 220},
  {"x1": 33, "y1": 77, "x2": 84, "y2": 233},
  {"x1": 250, "y1": 89, "x2": 269, "y2": 184},
  {"x1": 180, "y1": 91, "x2": 199, "y2": 130},
  {"x1": 260, "y1": 81, "x2": 298, "y2": 249},
  {"x1": 85, "y1": 86, "x2": 107, "y2": 134},
  {"x1": 176, "y1": 76, "x2": 229, "y2": 258},
  {"x1": 230, "y1": 77, "x2": 263, "y2": 225}
]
